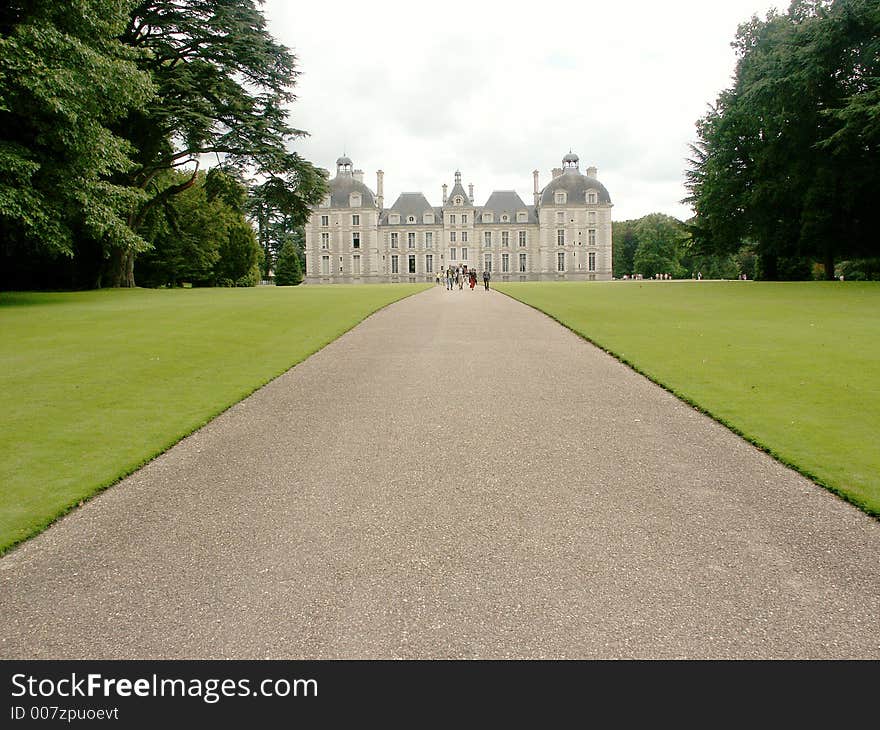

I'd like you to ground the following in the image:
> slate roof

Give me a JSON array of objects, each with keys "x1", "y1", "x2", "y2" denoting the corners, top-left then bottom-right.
[
  {"x1": 379, "y1": 192, "x2": 439, "y2": 224},
  {"x1": 477, "y1": 191, "x2": 537, "y2": 223},
  {"x1": 327, "y1": 172, "x2": 376, "y2": 208},
  {"x1": 539, "y1": 169, "x2": 612, "y2": 205}
]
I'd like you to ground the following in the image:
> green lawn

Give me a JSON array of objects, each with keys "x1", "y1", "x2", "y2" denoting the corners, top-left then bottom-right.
[
  {"x1": 0, "y1": 284, "x2": 430, "y2": 553},
  {"x1": 495, "y1": 280, "x2": 880, "y2": 518}
]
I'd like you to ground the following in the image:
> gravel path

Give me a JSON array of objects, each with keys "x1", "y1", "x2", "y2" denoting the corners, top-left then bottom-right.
[{"x1": 1, "y1": 285, "x2": 878, "y2": 659}]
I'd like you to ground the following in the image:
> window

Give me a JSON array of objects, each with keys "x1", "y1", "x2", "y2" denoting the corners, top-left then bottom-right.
[
  {"x1": 588, "y1": 211, "x2": 596, "y2": 224},
  {"x1": 321, "y1": 196, "x2": 330, "y2": 208},
  {"x1": 587, "y1": 191, "x2": 597, "y2": 204},
  {"x1": 501, "y1": 231, "x2": 509, "y2": 247},
  {"x1": 350, "y1": 193, "x2": 361, "y2": 207},
  {"x1": 556, "y1": 211, "x2": 564, "y2": 224},
  {"x1": 461, "y1": 231, "x2": 468, "y2": 243},
  {"x1": 555, "y1": 191, "x2": 566, "y2": 204},
  {"x1": 450, "y1": 231, "x2": 456, "y2": 243},
  {"x1": 461, "y1": 214, "x2": 468, "y2": 224},
  {"x1": 557, "y1": 251, "x2": 565, "y2": 271},
  {"x1": 390, "y1": 232, "x2": 398, "y2": 248},
  {"x1": 320, "y1": 215, "x2": 329, "y2": 227},
  {"x1": 484, "y1": 253, "x2": 492, "y2": 272},
  {"x1": 455, "y1": 196, "x2": 463, "y2": 205},
  {"x1": 502, "y1": 253, "x2": 510, "y2": 272},
  {"x1": 518, "y1": 231, "x2": 526, "y2": 247},
  {"x1": 321, "y1": 255, "x2": 330, "y2": 275},
  {"x1": 449, "y1": 214, "x2": 456, "y2": 225},
  {"x1": 390, "y1": 214, "x2": 400, "y2": 224},
  {"x1": 482, "y1": 213, "x2": 493, "y2": 223},
  {"x1": 450, "y1": 247, "x2": 457, "y2": 260},
  {"x1": 352, "y1": 214, "x2": 360, "y2": 226},
  {"x1": 484, "y1": 231, "x2": 492, "y2": 247},
  {"x1": 461, "y1": 247, "x2": 468, "y2": 260},
  {"x1": 352, "y1": 232, "x2": 360, "y2": 249},
  {"x1": 408, "y1": 255, "x2": 416, "y2": 274},
  {"x1": 425, "y1": 232, "x2": 433, "y2": 248},
  {"x1": 588, "y1": 229, "x2": 596, "y2": 245},
  {"x1": 353, "y1": 255, "x2": 361, "y2": 275},
  {"x1": 557, "y1": 229, "x2": 565, "y2": 245},
  {"x1": 321, "y1": 232, "x2": 329, "y2": 249},
  {"x1": 589, "y1": 252, "x2": 596, "y2": 271},
  {"x1": 407, "y1": 216, "x2": 415, "y2": 223},
  {"x1": 516, "y1": 212, "x2": 527, "y2": 222},
  {"x1": 501, "y1": 214, "x2": 509, "y2": 222},
  {"x1": 426, "y1": 254, "x2": 433, "y2": 273},
  {"x1": 408, "y1": 232, "x2": 415, "y2": 248},
  {"x1": 519, "y1": 252, "x2": 527, "y2": 272},
  {"x1": 391, "y1": 255, "x2": 399, "y2": 274},
  {"x1": 424, "y1": 213, "x2": 434, "y2": 224}
]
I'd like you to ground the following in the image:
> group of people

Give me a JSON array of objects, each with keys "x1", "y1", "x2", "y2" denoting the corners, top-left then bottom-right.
[{"x1": 437, "y1": 266, "x2": 491, "y2": 291}]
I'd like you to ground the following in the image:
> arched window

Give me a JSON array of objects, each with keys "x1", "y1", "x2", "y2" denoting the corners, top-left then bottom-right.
[
  {"x1": 350, "y1": 193, "x2": 362, "y2": 207},
  {"x1": 455, "y1": 196, "x2": 463, "y2": 205}
]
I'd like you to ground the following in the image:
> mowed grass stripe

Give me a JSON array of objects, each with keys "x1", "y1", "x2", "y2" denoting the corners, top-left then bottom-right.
[
  {"x1": 0, "y1": 285, "x2": 430, "y2": 553},
  {"x1": 495, "y1": 281, "x2": 880, "y2": 518}
]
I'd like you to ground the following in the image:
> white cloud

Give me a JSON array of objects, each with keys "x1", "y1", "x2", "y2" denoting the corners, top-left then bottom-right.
[{"x1": 264, "y1": 0, "x2": 781, "y2": 221}]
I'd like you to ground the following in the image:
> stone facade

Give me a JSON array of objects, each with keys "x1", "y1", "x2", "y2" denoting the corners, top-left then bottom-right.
[{"x1": 304, "y1": 153, "x2": 613, "y2": 284}]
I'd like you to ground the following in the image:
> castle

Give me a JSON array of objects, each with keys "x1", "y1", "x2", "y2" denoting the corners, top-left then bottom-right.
[{"x1": 304, "y1": 153, "x2": 612, "y2": 283}]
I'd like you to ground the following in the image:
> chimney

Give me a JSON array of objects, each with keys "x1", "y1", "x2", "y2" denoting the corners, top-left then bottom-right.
[
  {"x1": 533, "y1": 169, "x2": 539, "y2": 206},
  {"x1": 353, "y1": 169, "x2": 364, "y2": 183},
  {"x1": 376, "y1": 169, "x2": 384, "y2": 210},
  {"x1": 586, "y1": 166, "x2": 597, "y2": 178},
  {"x1": 468, "y1": 183, "x2": 474, "y2": 203},
  {"x1": 442, "y1": 183, "x2": 448, "y2": 205},
  {"x1": 551, "y1": 168, "x2": 563, "y2": 179}
]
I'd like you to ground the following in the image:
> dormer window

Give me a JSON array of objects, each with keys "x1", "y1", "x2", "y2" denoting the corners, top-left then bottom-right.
[
  {"x1": 501, "y1": 214, "x2": 509, "y2": 222},
  {"x1": 390, "y1": 214, "x2": 400, "y2": 224},
  {"x1": 350, "y1": 193, "x2": 361, "y2": 207},
  {"x1": 321, "y1": 196, "x2": 331, "y2": 208},
  {"x1": 586, "y1": 190, "x2": 597, "y2": 204},
  {"x1": 554, "y1": 191, "x2": 566, "y2": 204},
  {"x1": 482, "y1": 212, "x2": 493, "y2": 223},
  {"x1": 516, "y1": 211, "x2": 527, "y2": 222},
  {"x1": 455, "y1": 196, "x2": 463, "y2": 205},
  {"x1": 407, "y1": 215, "x2": 415, "y2": 223},
  {"x1": 424, "y1": 213, "x2": 434, "y2": 224}
]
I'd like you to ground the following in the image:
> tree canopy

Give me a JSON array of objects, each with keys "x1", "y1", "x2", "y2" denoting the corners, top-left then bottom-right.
[
  {"x1": 684, "y1": 0, "x2": 880, "y2": 280},
  {"x1": 1, "y1": 0, "x2": 326, "y2": 289}
]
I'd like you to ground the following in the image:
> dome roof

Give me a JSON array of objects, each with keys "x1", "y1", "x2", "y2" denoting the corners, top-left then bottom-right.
[
  {"x1": 562, "y1": 152, "x2": 579, "y2": 164},
  {"x1": 328, "y1": 172, "x2": 376, "y2": 208},
  {"x1": 336, "y1": 155, "x2": 353, "y2": 166},
  {"x1": 540, "y1": 170, "x2": 611, "y2": 206}
]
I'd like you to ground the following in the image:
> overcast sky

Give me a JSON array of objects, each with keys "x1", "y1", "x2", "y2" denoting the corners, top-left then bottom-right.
[{"x1": 262, "y1": 0, "x2": 781, "y2": 222}]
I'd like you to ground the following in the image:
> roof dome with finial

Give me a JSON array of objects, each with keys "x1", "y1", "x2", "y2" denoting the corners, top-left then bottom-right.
[
  {"x1": 540, "y1": 151, "x2": 611, "y2": 205},
  {"x1": 326, "y1": 155, "x2": 376, "y2": 207}
]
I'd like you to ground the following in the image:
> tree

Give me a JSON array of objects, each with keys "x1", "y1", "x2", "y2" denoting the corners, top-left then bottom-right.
[
  {"x1": 274, "y1": 239, "x2": 302, "y2": 286},
  {"x1": 684, "y1": 0, "x2": 880, "y2": 280},
  {"x1": 612, "y1": 220, "x2": 639, "y2": 278},
  {"x1": 0, "y1": 0, "x2": 155, "y2": 289},
  {"x1": 109, "y1": 0, "x2": 328, "y2": 287},
  {"x1": 632, "y1": 214, "x2": 689, "y2": 278}
]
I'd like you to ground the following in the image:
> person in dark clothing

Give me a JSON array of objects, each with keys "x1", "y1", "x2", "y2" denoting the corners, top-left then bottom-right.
[{"x1": 482, "y1": 269, "x2": 490, "y2": 290}]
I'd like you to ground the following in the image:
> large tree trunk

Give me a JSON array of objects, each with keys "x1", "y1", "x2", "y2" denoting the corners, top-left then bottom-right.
[{"x1": 103, "y1": 248, "x2": 137, "y2": 287}]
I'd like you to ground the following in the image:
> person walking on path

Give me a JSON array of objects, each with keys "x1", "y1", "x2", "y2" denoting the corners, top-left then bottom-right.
[
  {"x1": 457, "y1": 269, "x2": 463, "y2": 290},
  {"x1": 483, "y1": 269, "x2": 491, "y2": 291},
  {"x1": 446, "y1": 268, "x2": 453, "y2": 290},
  {"x1": 469, "y1": 271, "x2": 476, "y2": 290}
]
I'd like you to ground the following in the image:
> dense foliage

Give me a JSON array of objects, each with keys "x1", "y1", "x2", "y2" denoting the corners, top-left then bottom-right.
[
  {"x1": 684, "y1": 0, "x2": 880, "y2": 280},
  {"x1": 1, "y1": 0, "x2": 326, "y2": 290},
  {"x1": 273, "y1": 239, "x2": 303, "y2": 286}
]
